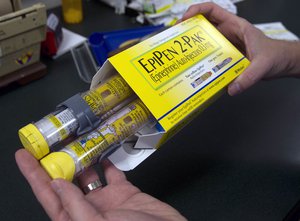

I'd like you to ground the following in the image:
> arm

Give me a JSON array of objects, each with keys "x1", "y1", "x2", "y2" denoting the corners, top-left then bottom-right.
[{"x1": 182, "y1": 3, "x2": 300, "y2": 95}]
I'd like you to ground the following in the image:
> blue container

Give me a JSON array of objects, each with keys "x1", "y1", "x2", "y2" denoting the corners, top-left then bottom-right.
[{"x1": 88, "y1": 25, "x2": 164, "y2": 66}]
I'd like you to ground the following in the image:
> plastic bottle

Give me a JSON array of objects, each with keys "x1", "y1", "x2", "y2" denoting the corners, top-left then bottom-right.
[
  {"x1": 40, "y1": 99, "x2": 153, "y2": 181},
  {"x1": 61, "y1": 0, "x2": 83, "y2": 24},
  {"x1": 19, "y1": 75, "x2": 134, "y2": 160}
]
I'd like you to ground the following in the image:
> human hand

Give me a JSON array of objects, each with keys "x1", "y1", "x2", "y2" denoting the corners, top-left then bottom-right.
[
  {"x1": 182, "y1": 3, "x2": 300, "y2": 95},
  {"x1": 15, "y1": 149, "x2": 187, "y2": 221}
]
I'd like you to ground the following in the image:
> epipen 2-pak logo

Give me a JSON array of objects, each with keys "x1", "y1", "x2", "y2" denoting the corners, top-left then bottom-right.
[
  {"x1": 131, "y1": 25, "x2": 220, "y2": 90},
  {"x1": 15, "y1": 51, "x2": 33, "y2": 65}
]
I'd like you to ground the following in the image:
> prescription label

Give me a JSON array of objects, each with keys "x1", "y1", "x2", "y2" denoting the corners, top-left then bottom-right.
[{"x1": 82, "y1": 75, "x2": 133, "y2": 116}]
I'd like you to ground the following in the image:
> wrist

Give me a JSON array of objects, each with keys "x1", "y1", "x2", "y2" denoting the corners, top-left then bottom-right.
[{"x1": 277, "y1": 40, "x2": 300, "y2": 78}]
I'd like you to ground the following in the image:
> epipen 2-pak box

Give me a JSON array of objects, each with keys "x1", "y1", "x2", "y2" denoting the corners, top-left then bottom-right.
[{"x1": 90, "y1": 14, "x2": 250, "y2": 171}]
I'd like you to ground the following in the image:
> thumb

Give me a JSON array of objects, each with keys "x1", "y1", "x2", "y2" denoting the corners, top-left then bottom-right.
[
  {"x1": 51, "y1": 179, "x2": 102, "y2": 221},
  {"x1": 228, "y1": 57, "x2": 271, "y2": 96}
]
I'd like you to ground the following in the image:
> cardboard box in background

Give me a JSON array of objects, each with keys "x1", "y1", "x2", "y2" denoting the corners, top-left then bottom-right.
[
  {"x1": 0, "y1": 3, "x2": 46, "y2": 77},
  {"x1": 11, "y1": 0, "x2": 22, "y2": 11},
  {"x1": 23, "y1": 0, "x2": 61, "y2": 9},
  {"x1": 0, "y1": 1, "x2": 14, "y2": 17},
  {"x1": 0, "y1": 44, "x2": 41, "y2": 78},
  {"x1": 0, "y1": 26, "x2": 46, "y2": 57},
  {"x1": 0, "y1": 0, "x2": 22, "y2": 16}
]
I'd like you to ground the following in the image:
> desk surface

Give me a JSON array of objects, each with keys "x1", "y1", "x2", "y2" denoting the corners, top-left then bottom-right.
[{"x1": 1, "y1": 1, "x2": 300, "y2": 220}]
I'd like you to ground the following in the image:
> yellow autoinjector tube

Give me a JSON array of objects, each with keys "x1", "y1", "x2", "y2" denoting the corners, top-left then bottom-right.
[
  {"x1": 19, "y1": 74, "x2": 134, "y2": 160},
  {"x1": 40, "y1": 99, "x2": 154, "y2": 181}
]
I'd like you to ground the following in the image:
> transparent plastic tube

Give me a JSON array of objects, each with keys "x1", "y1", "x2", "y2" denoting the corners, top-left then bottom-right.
[
  {"x1": 34, "y1": 108, "x2": 79, "y2": 148},
  {"x1": 19, "y1": 75, "x2": 134, "y2": 159},
  {"x1": 40, "y1": 99, "x2": 153, "y2": 181}
]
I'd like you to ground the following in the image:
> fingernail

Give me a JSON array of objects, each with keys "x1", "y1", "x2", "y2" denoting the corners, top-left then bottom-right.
[
  {"x1": 51, "y1": 180, "x2": 62, "y2": 195},
  {"x1": 228, "y1": 82, "x2": 242, "y2": 96}
]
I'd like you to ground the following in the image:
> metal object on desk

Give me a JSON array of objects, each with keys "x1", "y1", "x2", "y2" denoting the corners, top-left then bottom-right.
[{"x1": 0, "y1": 3, "x2": 46, "y2": 78}]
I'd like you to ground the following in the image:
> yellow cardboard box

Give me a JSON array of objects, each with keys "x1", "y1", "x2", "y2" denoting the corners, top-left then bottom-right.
[{"x1": 90, "y1": 15, "x2": 250, "y2": 170}]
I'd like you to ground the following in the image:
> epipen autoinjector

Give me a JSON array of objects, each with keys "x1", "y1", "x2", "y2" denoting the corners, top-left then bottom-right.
[
  {"x1": 18, "y1": 74, "x2": 134, "y2": 160},
  {"x1": 40, "y1": 99, "x2": 154, "y2": 181}
]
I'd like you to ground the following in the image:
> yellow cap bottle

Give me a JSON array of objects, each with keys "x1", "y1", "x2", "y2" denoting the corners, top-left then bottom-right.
[
  {"x1": 18, "y1": 123, "x2": 50, "y2": 160},
  {"x1": 40, "y1": 152, "x2": 76, "y2": 181},
  {"x1": 41, "y1": 99, "x2": 153, "y2": 181},
  {"x1": 61, "y1": 0, "x2": 83, "y2": 24},
  {"x1": 18, "y1": 74, "x2": 134, "y2": 160}
]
